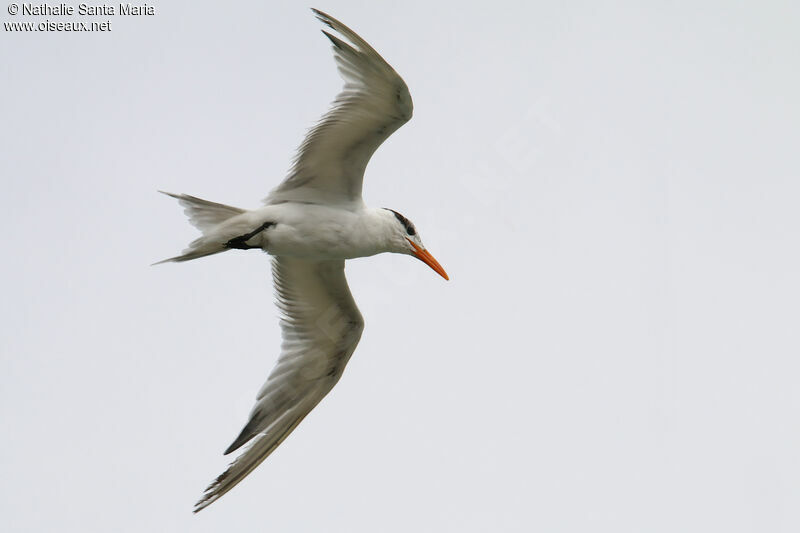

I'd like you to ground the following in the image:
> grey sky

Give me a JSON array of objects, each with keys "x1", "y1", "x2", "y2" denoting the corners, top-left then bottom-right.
[{"x1": 2, "y1": 1, "x2": 799, "y2": 531}]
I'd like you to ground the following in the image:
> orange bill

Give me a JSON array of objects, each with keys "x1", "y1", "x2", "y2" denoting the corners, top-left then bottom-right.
[{"x1": 407, "y1": 239, "x2": 449, "y2": 280}]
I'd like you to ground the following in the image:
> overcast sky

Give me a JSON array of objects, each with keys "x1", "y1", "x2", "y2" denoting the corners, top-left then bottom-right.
[{"x1": 2, "y1": 1, "x2": 799, "y2": 531}]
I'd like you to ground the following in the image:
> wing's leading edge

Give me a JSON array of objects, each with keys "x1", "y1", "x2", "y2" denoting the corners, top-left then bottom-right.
[
  {"x1": 266, "y1": 9, "x2": 413, "y2": 207},
  {"x1": 193, "y1": 257, "x2": 364, "y2": 512}
]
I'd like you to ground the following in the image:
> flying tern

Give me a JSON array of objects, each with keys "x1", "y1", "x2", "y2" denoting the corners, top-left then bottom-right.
[{"x1": 158, "y1": 9, "x2": 448, "y2": 512}]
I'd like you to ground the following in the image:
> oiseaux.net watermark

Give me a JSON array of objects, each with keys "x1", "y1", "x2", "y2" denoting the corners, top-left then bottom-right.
[{"x1": 5, "y1": 3, "x2": 155, "y2": 32}]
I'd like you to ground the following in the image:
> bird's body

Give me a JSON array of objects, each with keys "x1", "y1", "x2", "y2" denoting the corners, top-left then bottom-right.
[
  {"x1": 159, "y1": 9, "x2": 447, "y2": 512},
  {"x1": 165, "y1": 200, "x2": 402, "y2": 260}
]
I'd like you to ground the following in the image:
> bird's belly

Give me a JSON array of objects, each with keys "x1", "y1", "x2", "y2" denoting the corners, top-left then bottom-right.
[{"x1": 264, "y1": 222, "x2": 370, "y2": 260}]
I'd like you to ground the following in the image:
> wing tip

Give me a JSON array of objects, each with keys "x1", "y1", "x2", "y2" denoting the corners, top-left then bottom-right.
[
  {"x1": 310, "y1": 7, "x2": 331, "y2": 23},
  {"x1": 158, "y1": 190, "x2": 182, "y2": 200},
  {"x1": 311, "y1": 8, "x2": 337, "y2": 33},
  {"x1": 311, "y1": 7, "x2": 378, "y2": 57},
  {"x1": 193, "y1": 466, "x2": 233, "y2": 513},
  {"x1": 193, "y1": 493, "x2": 218, "y2": 513}
]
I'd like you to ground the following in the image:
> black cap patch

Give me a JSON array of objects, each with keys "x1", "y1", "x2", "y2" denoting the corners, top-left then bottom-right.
[{"x1": 385, "y1": 209, "x2": 417, "y2": 236}]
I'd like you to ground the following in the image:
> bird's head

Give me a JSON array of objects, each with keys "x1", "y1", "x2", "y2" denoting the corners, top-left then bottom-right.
[{"x1": 382, "y1": 208, "x2": 448, "y2": 280}]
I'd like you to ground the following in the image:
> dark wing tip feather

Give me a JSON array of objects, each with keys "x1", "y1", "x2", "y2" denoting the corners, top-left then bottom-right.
[
  {"x1": 223, "y1": 412, "x2": 263, "y2": 455},
  {"x1": 311, "y1": 8, "x2": 334, "y2": 27},
  {"x1": 321, "y1": 29, "x2": 344, "y2": 50},
  {"x1": 310, "y1": 7, "x2": 382, "y2": 59},
  {"x1": 223, "y1": 436, "x2": 245, "y2": 456},
  {"x1": 194, "y1": 465, "x2": 236, "y2": 512},
  {"x1": 311, "y1": 8, "x2": 335, "y2": 26}
]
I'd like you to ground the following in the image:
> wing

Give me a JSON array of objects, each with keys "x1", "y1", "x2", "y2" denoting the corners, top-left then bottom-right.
[
  {"x1": 194, "y1": 257, "x2": 364, "y2": 512},
  {"x1": 266, "y1": 8, "x2": 413, "y2": 207}
]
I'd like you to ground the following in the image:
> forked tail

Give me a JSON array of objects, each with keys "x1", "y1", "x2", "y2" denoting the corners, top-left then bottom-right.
[{"x1": 155, "y1": 192, "x2": 246, "y2": 264}]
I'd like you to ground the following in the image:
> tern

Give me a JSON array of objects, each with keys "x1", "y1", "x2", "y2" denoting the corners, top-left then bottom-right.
[{"x1": 158, "y1": 9, "x2": 448, "y2": 512}]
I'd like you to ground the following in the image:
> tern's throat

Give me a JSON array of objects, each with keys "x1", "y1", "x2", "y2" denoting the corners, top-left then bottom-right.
[{"x1": 356, "y1": 207, "x2": 405, "y2": 256}]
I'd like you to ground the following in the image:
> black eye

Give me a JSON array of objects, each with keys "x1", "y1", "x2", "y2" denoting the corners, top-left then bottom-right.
[{"x1": 387, "y1": 209, "x2": 416, "y2": 237}]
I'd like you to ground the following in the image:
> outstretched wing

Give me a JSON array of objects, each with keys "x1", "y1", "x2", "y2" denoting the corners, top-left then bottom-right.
[
  {"x1": 266, "y1": 8, "x2": 413, "y2": 207},
  {"x1": 194, "y1": 257, "x2": 364, "y2": 512}
]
